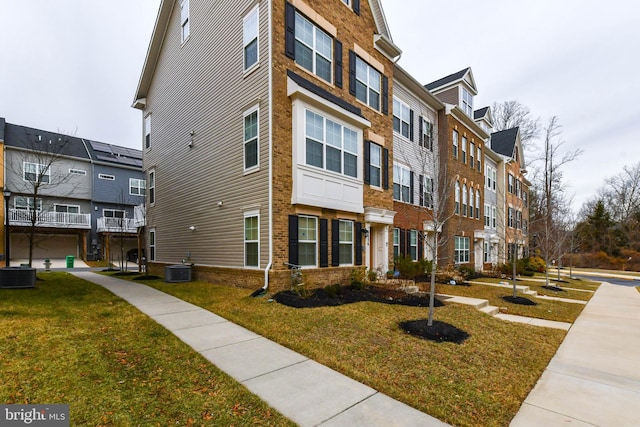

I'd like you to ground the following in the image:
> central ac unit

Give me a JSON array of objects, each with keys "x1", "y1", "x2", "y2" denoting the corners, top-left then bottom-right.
[{"x1": 165, "y1": 265, "x2": 192, "y2": 283}]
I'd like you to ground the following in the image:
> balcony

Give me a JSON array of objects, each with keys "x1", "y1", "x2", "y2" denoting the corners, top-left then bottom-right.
[
  {"x1": 97, "y1": 217, "x2": 138, "y2": 234},
  {"x1": 9, "y1": 209, "x2": 91, "y2": 229}
]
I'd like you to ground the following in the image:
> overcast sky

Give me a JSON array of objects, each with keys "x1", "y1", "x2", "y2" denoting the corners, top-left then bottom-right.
[{"x1": 1, "y1": 0, "x2": 639, "y2": 212}]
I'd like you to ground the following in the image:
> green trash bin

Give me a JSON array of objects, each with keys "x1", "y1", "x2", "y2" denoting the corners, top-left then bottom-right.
[{"x1": 66, "y1": 255, "x2": 75, "y2": 268}]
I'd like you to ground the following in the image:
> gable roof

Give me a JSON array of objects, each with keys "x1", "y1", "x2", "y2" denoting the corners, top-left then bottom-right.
[
  {"x1": 133, "y1": 0, "x2": 401, "y2": 106},
  {"x1": 424, "y1": 67, "x2": 477, "y2": 94},
  {"x1": 474, "y1": 107, "x2": 490, "y2": 121},
  {"x1": 490, "y1": 127, "x2": 520, "y2": 158},
  {"x1": 4, "y1": 123, "x2": 91, "y2": 159}
]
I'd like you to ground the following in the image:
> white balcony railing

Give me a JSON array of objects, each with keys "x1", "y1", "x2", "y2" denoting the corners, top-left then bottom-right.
[
  {"x1": 9, "y1": 209, "x2": 91, "y2": 229},
  {"x1": 96, "y1": 217, "x2": 138, "y2": 233}
]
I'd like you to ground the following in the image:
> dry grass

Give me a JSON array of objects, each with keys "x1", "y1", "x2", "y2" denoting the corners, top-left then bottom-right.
[
  {"x1": 128, "y1": 275, "x2": 567, "y2": 427},
  {"x1": 0, "y1": 272, "x2": 294, "y2": 426}
]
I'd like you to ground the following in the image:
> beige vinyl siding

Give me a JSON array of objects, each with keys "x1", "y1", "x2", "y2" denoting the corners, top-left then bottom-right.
[
  {"x1": 435, "y1": 86, "x2": 458, "y2": 106},
  {"x1": 144, "y1": 0, "x2": 270, "y2": 268}
]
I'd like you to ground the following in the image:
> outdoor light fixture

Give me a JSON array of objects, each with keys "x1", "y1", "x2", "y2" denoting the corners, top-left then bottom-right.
[
  {"x1": 3, "y1": 189, "x2": 11, "y2": 267},
  {"x1": 217, "y1": 201, "x2": 223, "y2": 207},
  {"x1": 189, "y1": 225, "x2": 196, "y2": 231},
  {"x1": 361, "y1": 228, "x2": 370, "y2": 237}
]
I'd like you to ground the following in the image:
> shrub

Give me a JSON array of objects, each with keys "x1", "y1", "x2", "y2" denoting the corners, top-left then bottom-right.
[
  {"x1": 324, "y1": 283, "x2": 343, "y2": 298},
  {"x1": 394, "y1": 256, "x2": 432, "y2": 280},
  {"x1": 527, "y1": 256, "x2": 546, "y2": 273},
  {"x1": 458, "y1": 265, "x2": 480, "y2": 280},
  {"x1": 350, "y1": 268, "x2": 367, "y2": 290},
  {"x1": 367, "y1": 269, "x2": 378, "y2": 283}
]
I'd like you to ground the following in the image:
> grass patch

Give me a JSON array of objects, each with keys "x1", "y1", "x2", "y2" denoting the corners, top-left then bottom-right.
[
  {"x1": 124, "y1": 275, "x2": 566, "y2": 427},
  {"x1": 435, "y1": 282, "x2": 586, "y2": 323},
  {"x1": 0, "y1": 272, "x2": 294, "y2": 426}
]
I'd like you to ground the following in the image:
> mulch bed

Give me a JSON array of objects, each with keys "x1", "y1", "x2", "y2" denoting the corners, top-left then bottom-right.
[
  {"x1": 400, "y1": 319, "x2": 470, "y2": 343},
  {"x1": 501, "y1": 295, "x2": 538, "y2": 306},
  {"x1": 272, "y1": 285, "x2": 444, "y2": 309}
]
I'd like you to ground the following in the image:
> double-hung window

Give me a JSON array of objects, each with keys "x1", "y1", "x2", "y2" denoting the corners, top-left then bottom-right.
[
  {"x1": 476, "y1": 189, "x2": 481, "y2": 220},
  {"x1": 355, "y1": 56, "x2": 381, "y2": 111},
  {"x1": 423, "y1": 176, "x2": 433, "y2": 209},
  {"x1": 180, "y1": 0, "x2": 190, "y2": 43},
  {"x1": 295, "y1": 12, "x2": 332, "y2": 83},
  {"x1": 409, "y1": 230, "x2": 418, "y2": 261},
  {"x1": 369, "y1": 143, "x2": 381, "y2": 187},
  {"x1": 244, "y1": 213, "x2": 259, "y2": 267},
  {"x1": 393, "y1": 228, "x2": 400, "y2": 259},
  {"x1": 305, "y1": 109, "x2": 357, "y2": 178},
  {"x1": 462, "y1": 88, "x2": 473, "y2": 116},
  {"x1": 455, "y1": 236, "x2": 470, "y2": 264},
  {"x1": 508, "y1": 174, "x2": 515, "y2": 193},
  {"x1": 393, "y1": 98, "x2": 411, "y2": 138},
  {"x1": 470, "y1": 142, "x2": 475, "y2": 168},
  {"x1": 492, "y1": 206, "x2": 497, "y2": 229},
  {"x1": 244, "y1": 107, "x2": 259, "y2": 170},
  {"x1": 243, "y1": 6, "x2": 259, "y2": 71},
  {"x1": 462, "y1": 136, "x2": 467, "y2": 163},
  {"x1": 477, "y1": 146, "x2": 482, "y2": 171},
  {"x1": 144, "y1": 114, "x2": 151, "y2": 149},
  {"x1": 508, "y1": 207, "x2": 515, "y2": 228},
  {"x1": 421, "y1": 118, "x2": 433, "y2": 150},
  {"x1": 393, "y1": 164, "x2": 411, "y2": 202},
  {"x1": 298, "y1": 216, "x2": 317, "y2": 266},
  {"x1": 469, "y1": 188, "x2": 474, "y2": 218},
  {"x1": 484, "y1": 204, "x2": 491, "y2": 227},
  {"x1": 23, "y1": 162, "x2": 49, "y2": 183},
  {"x1": 149, "y1": 229, "x2": 156, "y2": 261},
  {"x1": 148, "y1": 170, "x2": 156, "y2": 205},
  {"x1": 462, "y1": 185, "x2": 468, "y2": 216},
  {"x1": 15, "y1": 196, "x2": 42, "y2": 211},
  {"x1": 339, "y1": 220, "x2": 354, "y2": 265},
  {"x1": 455, "y1": 181, "x2": 460, "y2": 214},
  {"x1": 130, "y1": 178, "x2": 146, "y2": 196},
  {"x1": 55, "y1": 204, "x2": 79, "y2": 214},
  {"x1": 452, "y1": 130, "x2": 459, "y2": 158}
]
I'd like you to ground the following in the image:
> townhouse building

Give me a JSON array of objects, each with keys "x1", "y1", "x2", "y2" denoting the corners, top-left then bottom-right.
[
  {"x1": 425, "y1": 68, "x2": 490, "y2": 270},
  {"x1": 0, "y1": 118, "x2": 144, "y2": 264},
  {"x1": 133, "y1": 0, "x2": 402, "y2": 288}
]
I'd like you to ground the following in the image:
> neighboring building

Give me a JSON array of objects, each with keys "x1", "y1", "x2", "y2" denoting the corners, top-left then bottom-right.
[
  {"x1": 0, "y1": 118, "x2": 143, "y2": 264},
  {"x1": 426, "y1": 68, "x2": 490, "y2": 270},
  {"x1": 133, "y1": 0, "x2": 402, "y2": 288},
  {"x1": 490, "y1": 127, "x2": 530, "y2": 263},
  {"x1": 391, "y1": 64, "x2": 443, "y2": 265}
]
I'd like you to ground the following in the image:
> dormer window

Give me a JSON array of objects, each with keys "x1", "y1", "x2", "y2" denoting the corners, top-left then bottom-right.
[
  {"x1": 462, "y1": 87, "x2": 473, "y2": 116},
  {"x1": 180, "y1": 0, "x2": 190, "y2": 43}
]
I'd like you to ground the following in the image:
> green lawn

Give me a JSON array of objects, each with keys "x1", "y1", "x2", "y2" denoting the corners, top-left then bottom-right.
[
  {"x1": 127, "y1": 275, "x2": 567, "y2": 427},
  {"x1": 0, "y1": 272, "x2": 294, "y2": 426}
]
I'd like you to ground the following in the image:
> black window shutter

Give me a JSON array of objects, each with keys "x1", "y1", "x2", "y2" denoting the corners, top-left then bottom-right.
[
  {"x1": 288, "y1": 215, "x2": 299, "y2": 266},
  {"x1": 285, "y1": 2, "x2": 296, "y2": 59},
  {"x1": 353, "y1": 0, "x2": 360, "y2": 15},
  {"x1": 363, "y1": 141, "x2": 371, "y2": 184},
  {"x1": 355, "y1": 223, "x2": 363, "y2": 265},
  {"x1": 348, "y1": 50, "x2": 356, "y2": 96},
  {"x1": 418, "y1": 233, "x2": 424, "y2": 260},
  {"x1": 409, "y1": 171, "x2": 415, "y2": 204},
  {"x1": 382, "y1": 75, "x2": 389, "y2": 115},
  {"x1": 334, "y1": 39, "x2": 343, "y2": 88},
  {"x1": 320, "y1": 219, "x2": 328, "y2": 267},
  {"x1": 382, "y1": 148, "x2": 389, "y2": 189},
  {"x1": 419, "y1": 117, "x2": 424, "y2": 147},
  {"x1": 331, "y1": 219, "x2": 340, "y2": 266},
  {"x1": 419, "y1": 174, "x2": 424, "y2": 207},
  {"x1": 409, "y1": 110, "x2": 414, "y2": 142},
  {"x1": 400, "y1": 229, "x2": 407, "y2": 257}
]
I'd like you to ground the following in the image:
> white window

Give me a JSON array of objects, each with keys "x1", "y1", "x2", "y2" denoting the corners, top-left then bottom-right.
[
  {"x1": 23, "y1": 162, "x2": 50, "y2": 183},
  {"x1": 455, "y1": 236, "x2": 470, "y2": 263},
  {"x1": 298, "y1": 216, "x2": 317, "y2": 267},
  {"x1": 462, "y1": 136, "x2": 467, "y2": 163},
  {"x1": 244, "y1": 107, "x2": 259, "y2": 170},
  {"x1": 243, "y1": 6, "x2": 259, "y2": 71},
  {"x1": 469, "y1": 188, "x2": 474, "y2": 218},
  {"x1": 462, "y1": 87, "x2": 473, "y2": 116},
  {"x1": 476, "y1": 189, "x2": 481, "y2": 220},
  {"x1": 342, "y1": 0, "x2": 351, "y2": 5},
  {"x1": 423, "y1": 176, "x2": 433, "y2": 209},
  {"x1": 339, "y1": 220, "x2": 354, "y2": 265},
  {"x1": 508, "y1": 174, "x2": 515, "y2": 194},
  {"x1": 244, "y1": 213, "x2": 259, "y2": 267},
  {"x1": 422, "y1": 117, "x2": 433, "y2": 150},
  {"x1": 355, "y1": 56, "x2": 381, "y2": 111},
  {"x1": 305, "y1": 109, "x2": 358, "y2": 178},
  {"x1": 492, "y1": 206, "x2": 497, "y2": 229},
  {"x1": 144, "y1": 114, "x2": 151, "y2": 149},
  {"x1": 393, "y1": 228, "x2": 400, "y2": 259},
  {"x1": 484, "y1": 242, "x2": 490, "y2": 263},
  {"x1": 393, "y1": 98, "x2": 410, "y2": 139},
  {"x1": 477, "y1": 146, "x2": 482, "y2": 172},
  {"x1": 452, "y1": 130, "x2": 459, "y2": 158},
  {"x1": 508, "y1": 207, "x2": 514, "y2": 228},
  {"x1": 149, "y1": 229, "x2": 156, "y2": 261},
  {"x1": 15, "y1": 196, "x2": 42, "y2": 211},
  {"x1": 409, "y1": 230, "x2": 418, "y2": 261},
  {"x1": 69, "y1": 168, "x2": 86, "y2": 175},
  {"x1": 98, "y1": 174, "x2": 115, "y2": 181},
  {"x1": 295, "y1": 12, "x2": 332, "y2": 83},
  {"x1": 492, "y1": 168, "x2": 497, "y2": 191},
  {"x1": 484, "y1": 203, "x2": 491, "y2": 227},
  {"x1": 393, "y1": 164, "x2": 411, "y2": 202},
  {"x1": 130, "y1": 178, "x2": 146, "y2": 196},
  {"x1": 55, "y1": 204, "x2": 80, "y2": 214},
  {"x1": 180, "y1": 0, "x2": 190, "y2": 43},
  {"x1": 470, "y1": 142, "x2": 475, "y2": 168},
  {"x1": 516, "y1": 210, "x2": 522, "y2": 230},
  {"x1": 462, "y1": 184, "x2": 468, "y2": 217},
  {"x1": 148, "y1": 170, "x2": 156, "y2": 205},
  {"x1": 486, "y1": 165, "x2": 497, "y2": 192},
  {"x1": 369, "y1": 143, "x2": 381, "y2": 187},
  {"x1": 104, "y1": 209, "x2": 125, "y2": 218},
  {"x1": 455, "y1": 181, "x2": 460, "y2": 215}
]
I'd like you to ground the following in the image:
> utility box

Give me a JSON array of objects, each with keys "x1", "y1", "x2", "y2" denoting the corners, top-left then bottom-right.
[{"x1": 165, "y1": 265, "x2": 192, "y2": 283}]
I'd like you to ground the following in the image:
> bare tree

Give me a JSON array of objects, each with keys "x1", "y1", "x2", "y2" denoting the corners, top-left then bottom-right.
[{"x1": 492, "y1": 100, "x2": 540, "y2": 149}]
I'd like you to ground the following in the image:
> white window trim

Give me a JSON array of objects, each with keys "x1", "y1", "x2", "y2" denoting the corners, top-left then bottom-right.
[
  {"x1": 148, "y1": 169, "x2": 156, "y2": 206},
  {"x1": 369, "y1": 143, "x2": 382, "y2": 188},
  {"x1": 455, "y1": 236, "x2": 470, "y2": 264},
  {"x1": 484, "y1": 203, "x2": 491, "y2": 227},
  {"x1": 243, "y1": 5, "x2": 259, "y2": 72},
  {"x1": 144, "y1": 114, "x2": 151, "y2": 150},
  {"x1": 452, "y1": 130, "x2": 459, "y2": 158},
  {"x1": 15, "y1": 196, "x2": 42, "y2": 211},
  {"x1": 54, "y1": 204, "x2": 80, "y2": 214},
  {"x1": 244, "y1": 210, "x2": 260, "y2": 268},
  {"x1": 298, "y1": 215, "x2": 318, "y2": 267},
  {"x1": 475, "y1": 189, "x2": 481, "y2": 220},
  {"x1": 98, "y1": 174, "x2": 115, "y2": 181},
  {"x1": 422, "y1": 116, "x2": 434, "y2": 150},
  {"x1": 462, "y1": 136, "x2": 467, "y2": 164},
  {"x1": 23, "y1": 162, "x2": 50, "y2": 183},
  {"x1": 409, "y1": 229, "x2": 418, "y2": 261},
  {"x1": 129, "y1": 178, "x2": 146, "y2": 196},
  {"x1": 393, "y1": 228, "x2": 400, "y2": 259},
  {"x1": 393, "y1": 163, "x2": 411, "y2": 203},
  {"x1": 423, "y1": 175, "x2": 433, "y2": 209},
  {"x1": 295, "y1": 12, "x2": 333, "y2": 83},
  {"x1": 149, "y1": 229, "x2": 156, "y2": 261},
  {"x1": 339, "y1": 219, "x2": 354, "y2": 266},
  {"x1": 243, "y1": 105, "x2": 260, "y2": 172},
  {"x1": 180, "y1": 0, "x2": 190, "y2": 44},
  {"x1": 393, "y1": 97, "x2": 411, "y2": 139},
  {"x1": 355, "y1": 56, "x2": 381, "y2": 111}
]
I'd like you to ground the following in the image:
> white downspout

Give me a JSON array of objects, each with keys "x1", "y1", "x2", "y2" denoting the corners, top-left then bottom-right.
[{"x1": 262, "y1": 0, "x2": 274, "y2": 291}]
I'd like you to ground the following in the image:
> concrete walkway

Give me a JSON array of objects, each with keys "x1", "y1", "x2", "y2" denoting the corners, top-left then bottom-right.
[
  {"x1": 510, "y1": 281, "x2": 640, "y2": 426},
  {"x1": 71, "y1": 271, "x2": 448, "y2": 427}
]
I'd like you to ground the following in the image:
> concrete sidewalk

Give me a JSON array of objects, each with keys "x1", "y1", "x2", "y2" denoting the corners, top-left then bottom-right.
[
  {"x1": 71, "y1": 271, "x2": 448, "y2": 427},
  {"x1": 510, "y1": 282, "x2": 640, "y2": 426}
]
